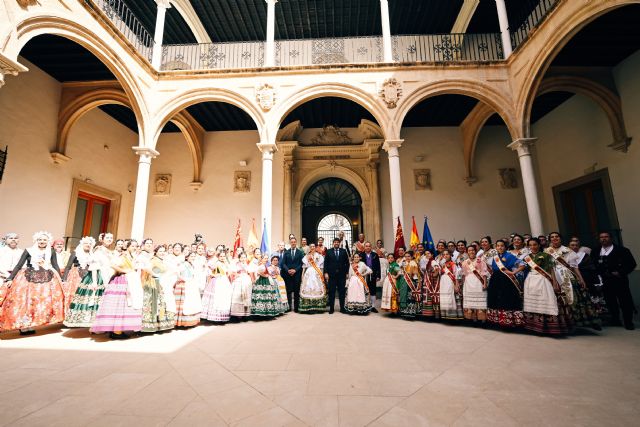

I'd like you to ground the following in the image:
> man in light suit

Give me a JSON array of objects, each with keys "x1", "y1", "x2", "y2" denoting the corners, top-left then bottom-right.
[
  {"x1": 281, "y1": 237, "x2": 304, "y2": 312},
  {"x1": 324, "y1": 237, "x2": 350, "y2": 313}
]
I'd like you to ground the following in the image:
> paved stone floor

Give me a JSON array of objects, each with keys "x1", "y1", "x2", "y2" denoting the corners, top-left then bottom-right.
[{"x1": 0, "y1": 312, "x2": 639, "y2": 426}]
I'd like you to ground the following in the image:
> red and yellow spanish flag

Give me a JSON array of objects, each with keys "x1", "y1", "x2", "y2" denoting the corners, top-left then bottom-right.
[
  {"x1": 393, "y1": 217, "x2": 406, "y2": 258},
  {"x1": 247, "y1": 218, "x2": 259, "y2": 252},
  {"x1": 410, "y1": 216, "x2": 420, "y2": 249}
]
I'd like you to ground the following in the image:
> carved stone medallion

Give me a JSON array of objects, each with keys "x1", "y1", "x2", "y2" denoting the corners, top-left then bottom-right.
[
  {"x1": 255, "y1": 83, "x2": 275, "y2": 111},
  {"x1": 234, "y1": 171, "x2": 251, "y2": 192},
  {"x1": 414, "y1": 169, "x2": 431, "y2": 190},
  {"x1": 379, "y1": 78, "x2": 402, "y2": 109},
  {"x1": 498, "y1": 168, "x2": 518, "y2": 189},
  {"x1": 154, "y1": 174, "x2": 172, "y2": 196},
  {"x1": 308, "y1": 125, "x2": 353, "y2": 146}
]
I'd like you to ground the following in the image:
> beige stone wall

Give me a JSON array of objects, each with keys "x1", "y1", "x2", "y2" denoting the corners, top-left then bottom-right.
[
  {"x1": 379, "y1": 126, "x2": 529, "y2": 247},
  {"x1": 533, "y1": 49, "x2": 640, "y2": 259},
  {"x1": 0, "y1": 59, "x2": 138, "y2": 241}
]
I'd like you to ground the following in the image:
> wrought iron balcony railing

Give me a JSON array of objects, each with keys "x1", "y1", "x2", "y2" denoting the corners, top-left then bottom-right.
[
  {"x1": 84, "y1": 0, "x2": 559, "y2": 72},
  {"x1": 511, "y1": 0, "x2": 560, "y2": 50},
  {"x1": 86, "y1": 0, "x2": 154, "y2": 62},
  {"x1": 393, "y1": 33, "x2": 504, "y2": 63}
]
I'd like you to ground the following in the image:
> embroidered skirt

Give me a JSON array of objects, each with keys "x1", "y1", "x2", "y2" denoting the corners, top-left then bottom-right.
[
  {"x1": 174, "y1": 281, "x2": 200, "y2": 327},
  {"x1": 201, "y1": 275, "x2": 233, "y2": 322},
  {"x1": 397, "y1": 276, "x2": 421, "y2": 318},
  {"x1": 141, "y1": 282, "x2": 175, "y2": 332},
  {"x1": 0, "y1": 269, "x2": 65, "y2": 331},
  {"x1": 251, "y1": 276, "x2": 285, "y2": 317},
  {"x1": 487, "y1": 273, "x2": 523, "y2": 328},
  {"x1": 64, "y1": 271, "x2": 105, "y2": 328},
  {"x1": 345, "y1": 276, "x2": 372, "y2": 315},
  {"x1": 90, "y1": 275, "x2": 142, "y2": 333}
]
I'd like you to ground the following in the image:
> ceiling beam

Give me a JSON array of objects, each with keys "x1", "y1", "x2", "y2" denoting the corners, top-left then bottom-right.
[
  {"x1": 451, "y1": 0, "x2": 480, "y2": 33},
  {"x1": 169, "y1": 0, "x2": 212, "y2": 43}
]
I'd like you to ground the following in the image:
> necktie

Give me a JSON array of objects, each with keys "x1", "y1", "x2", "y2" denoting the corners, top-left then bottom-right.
[
  {"x1": 335, "y1": 249, "x2": 339, "y2": 258},
  {"x1": 291, "y1": 249, "x2": 294, "y2": 258}
]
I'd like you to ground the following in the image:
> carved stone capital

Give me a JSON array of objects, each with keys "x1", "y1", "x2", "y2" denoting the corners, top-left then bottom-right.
[
  {"x1": 132, "y1": 146, "x2": 159, "y2": 162},
  {"x1": 382, "y1": 139, "x2": 404, "y2": 152},
  {"x1": 189, "y1": 181, "x2": 203, "y2": 191},
  {"x1": 508, "y1": 138, "x2": 537, "y2": 156}
]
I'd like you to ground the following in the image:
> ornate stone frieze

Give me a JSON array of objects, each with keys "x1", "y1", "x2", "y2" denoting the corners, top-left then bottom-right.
[
  {"x1": 255, "y1": 83, "x2": 276, "y2": 111},
  {"x1": 498, "y1": 168, "x2": 518, "y2": 189},
  {"x1": 379, "y1": 78, "x2": 402, "y2": 109},
  {"x1": 307, "y1": 125, "x2": 353, "y2": 146}
]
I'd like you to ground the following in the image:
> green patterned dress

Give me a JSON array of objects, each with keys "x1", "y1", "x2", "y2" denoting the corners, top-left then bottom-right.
[
  {"x1": 251, "y1": 265, "x2": 285, "y2": 317},
  {"x1": 141, "y1": 256, "x2": 176, "y2": 332},
  {"x1": 64, "y1": 269, "x2": 105, "y2": 328}
]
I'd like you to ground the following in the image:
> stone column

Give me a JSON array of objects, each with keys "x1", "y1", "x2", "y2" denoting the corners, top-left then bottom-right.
[
  {"x1": 152, "y1": 0, "x2": 171, "y2": 70},
  {"x1": 494, "y1": 0, "x2": 513, "y2": 58},
  {"x1": 265, "y1": 0, "x2": 278, "y2": 67},
  {"x1": 283, "y1": 160, "x2": 293, "y2": 239},
  {"x1": 380, "y1": 0, "x2": 394, "y2": 62},
  {"x1": 383, "y1": 139, "x2": 404, "y2": 238},
  {"x1": 508, "y1": 138, "x2": 544, "y2": 236},
  {"x1": 131, "y1": 147, "x2": 159, "y2": 240},
  {"x1": 258, "y1": 142, "x2": 277, "y2": 249}
]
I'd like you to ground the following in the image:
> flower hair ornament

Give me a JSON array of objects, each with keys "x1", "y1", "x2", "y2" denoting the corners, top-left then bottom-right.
[{"x1": 32, "y1": 231, "x2": 53, "y2": 243}]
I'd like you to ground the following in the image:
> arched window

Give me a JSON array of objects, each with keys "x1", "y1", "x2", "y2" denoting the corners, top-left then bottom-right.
[
  {"x1": 303, "y1": 178, "x2": 361, "y2": 207},
  {"x1": 317, "y1": 213, "x2": 353, "y2": 244}
]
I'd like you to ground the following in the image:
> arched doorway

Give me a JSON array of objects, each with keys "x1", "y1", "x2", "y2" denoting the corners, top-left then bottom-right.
[{"x1": 302, "y1": 178, "x2": 362, "y2": 243}]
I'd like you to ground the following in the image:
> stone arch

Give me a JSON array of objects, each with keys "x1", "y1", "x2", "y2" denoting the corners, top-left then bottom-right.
[
  {"x1": 13, "y1": 15, "x2": 149, "y2": 140},
  {"x1": 153, "y1": 88, "x2": 265, "y2": 147},
  {"x1": 515, "y1": 0, "x2": 639, "y2": 138},
  {"x1": 536, "y1": 76, "x2": 631, "y2": 152},
  {"x1": 292, "y1": 165, "x2": 375, "y2": 241},
  {"x1": 395, "y1": 79, "x2": 519, "y2": 141},
  {"x1": 55, "y1": 86, "x2": 205, "y2": 181},
  {"x1": 460, "y1": 101, "x2": 497, "y2": 184},
  {"x1": 273, "y1": 83, "x2": 391, "y2": 141}
]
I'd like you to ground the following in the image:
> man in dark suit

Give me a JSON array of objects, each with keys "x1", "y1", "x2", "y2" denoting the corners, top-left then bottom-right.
[
  {"x1": 281, "y1": 237, "x2": 304, "y2": 312},
  {"x1": 324, "y1": 237, "x2": 350, "y2": 313},
  {"x1": 358, "y1": 241, "x2": 381, "y2": 313},
  {"x1": 271, "y1": 241, "x2": 286, "y2": 266},
  {"x1": 593, "y1": 231, "x2": 637, "y2": 330}
]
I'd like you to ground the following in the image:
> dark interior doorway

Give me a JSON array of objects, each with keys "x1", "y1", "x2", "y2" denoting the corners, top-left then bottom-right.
[
  {"x1": 302, "y1": 178, "x2": 362, "y2": 244},
  {"x1": 553, "y1": 169, "x2": 621, "y2": 247}
]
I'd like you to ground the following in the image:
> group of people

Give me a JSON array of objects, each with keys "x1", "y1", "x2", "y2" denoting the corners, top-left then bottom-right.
[
  {"x1": 0, "y1": 228, "x2": 636, "y2": 339},
  {"x1": 380, "y1": 231, "x2": 637, "y2": 335}
]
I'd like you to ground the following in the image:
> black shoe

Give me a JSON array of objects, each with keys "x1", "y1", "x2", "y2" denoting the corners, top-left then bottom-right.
[
  {"x1": 340, "y1": 309, "x2": 347, "y2": 314},
  {"x1": 109, "y1": 332, "x2": 129, "y2": 340},
  {"x1": 329, "y1": 310, "x2": 334, "y2": 314},
  {"x1": 624, "y1": 322, "x2": 635, "y2": 330},
  {"x1": 294, "y1": 309, "x2": 299, "y2": 313},
  {"x1": 371, "y1": 307, "x2": 379, "y2": 313},
  {"x1": 592, "y1": 324, "x2": 602, "y2": 331},
  {"x1": 19, "y1": 330, "x2": 35, "y2": 336}
]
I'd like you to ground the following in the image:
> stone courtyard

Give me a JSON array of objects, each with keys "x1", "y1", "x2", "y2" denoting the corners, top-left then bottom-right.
[{"x1": 0, "y1": 312, "x2": 638, "y2": 426}]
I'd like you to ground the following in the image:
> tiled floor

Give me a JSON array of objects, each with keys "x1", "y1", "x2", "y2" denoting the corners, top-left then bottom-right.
[{"x1": 0, "y1": 312, "x2": 638, "y2": 426}]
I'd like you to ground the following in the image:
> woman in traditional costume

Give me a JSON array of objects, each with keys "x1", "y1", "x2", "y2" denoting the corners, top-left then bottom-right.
[
  {"x1": 523, "y1": 238, "x2": 573, "y2": 335},
  {"x1": 569, "y1": 238, "x2": 605, "y2": 317},
  {"x1": 174, "y1": 251, "x2": 201, "y2": 327},
  {"x1": 299, "y1": 244, "x2": 327, "y2": 313},
  {"x1": 478, "y1": 236, "x2": 497, "y2": 267},
  {"x1": 316, "y1": 237, "x2": 327, "y2": 257},
  {"x1": 61, "y1": 236, "x2": 95, "y2": 312},
  {"x1": 251, "y1": 255, "x2": 285, "y2": 317},
  {"x1": 139, "y1": 240, "x2": 175, "y2": 333},
  {"x1": 90, "y1": 240, "x2": 143, "y2": 339},
  {"x1": 397, "y1": 251, "x2": 422, "y2": 318},
  {"x1": 1, "y1": 231, "x2": 65, "y2": 335},
  {"x1": 229, "y1": 252, "x2": 253, "y2": 318},
  {"x1": 381, "y1": 253, "x2": 400, "y2": 313},
  {"x1": 268, "y1": 255, "x2": 289, "y2": 313},
  {"x1": 461, "y1": 245, "x2": 489, "y2": 324},
  {"x1": 64, "y1": 237, "x2": 107, "y2": 328},
  {"x1": 546, "y1": 232, "x2": 601, "y2": 330},
  {"x1": 487, "y1": 240, "x2": 526, "y2": 329},
  {"x1": 439, "y1": 250, "x2": 464, "y2": 320},
  {"x1": 345, "y1": 253, "x2": 373, "y2": 314},
  {"x1": 421, "y1": 252, "x2": 441, "y2": 319},
  {"x1": 201, "y1": 248, "x2": 233, "y2": 322}
]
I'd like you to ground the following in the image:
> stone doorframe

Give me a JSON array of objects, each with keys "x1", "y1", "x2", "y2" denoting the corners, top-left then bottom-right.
[{"x1": 279, "y1": 138, "x2": 384, "y2": 244}]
